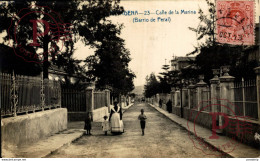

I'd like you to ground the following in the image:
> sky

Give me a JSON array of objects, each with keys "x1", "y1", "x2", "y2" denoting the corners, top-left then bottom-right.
[
  {"x1": 75, "y1": 0, "x2": 209, "y2": 86},
  {"x1": 1, "y1": 0, "x2": 259, "y2": 87},
  {"x1": 74, "y1": 0, "x2": 259, "y2": 86}
]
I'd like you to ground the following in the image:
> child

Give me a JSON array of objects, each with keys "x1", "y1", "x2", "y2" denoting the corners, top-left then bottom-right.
[
  {"x1": 138, "y1": 109, "x2": 147, "y2": 135},
  {"x1": 102, "y1": 115, "x2": 109, "y2": 135},
  {"x1": 84, "y1": 112, "x2": 93, "y2": 135}
]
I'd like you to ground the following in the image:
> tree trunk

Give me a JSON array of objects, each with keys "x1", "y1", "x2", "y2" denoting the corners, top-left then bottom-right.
[
  {"x1": 43, "y1": 13, "x2": 49, "y2": 79},
  {"x1": 43, "y1": 37, "x2": 49, "y2": 79}
]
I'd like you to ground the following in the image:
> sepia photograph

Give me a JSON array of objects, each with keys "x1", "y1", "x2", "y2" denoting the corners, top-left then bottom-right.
[{"x1": 0, "y1": 0, "x2": 260, "y2": 159}]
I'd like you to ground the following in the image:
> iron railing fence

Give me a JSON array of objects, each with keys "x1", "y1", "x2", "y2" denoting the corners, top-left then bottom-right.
[
  {"x1": 61, "y1": 88, "x2": 86, "y2": 112},
  {"x1": 1, "y1": 72, "x2": 61, "y2": 117},
  {"x1": 94, "y1": 91, "x2": 106, "y2": 110},
  {"x1": 232, "y1": 79, "x2": 258, "y2": 119}
]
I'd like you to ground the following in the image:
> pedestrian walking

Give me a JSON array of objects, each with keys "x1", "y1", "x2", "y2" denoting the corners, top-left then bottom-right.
[
  {"x1": 138, "y1": 109, "x2": 147, "y2": 136},
  {"x1": 84, "y1": 112, "x2": 93, "y2": 135},
  {"x1": 166, "y1": 99, "x2": 172, "y2": 113},
  {"x1": 159, "y1": 99, "x2": 162, "y2": 108},
  {"x1": 102, "y1": 115, "x2": 110, "y2": 135}
]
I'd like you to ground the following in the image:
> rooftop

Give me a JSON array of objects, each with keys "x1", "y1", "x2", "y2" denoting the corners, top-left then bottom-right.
[{"x1": 171, "y1": 56, "x2": 195, "y2": 62}]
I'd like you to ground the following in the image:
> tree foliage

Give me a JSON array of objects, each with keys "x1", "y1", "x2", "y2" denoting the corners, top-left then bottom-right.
[
  {"x1": 157, "y1": 64, "x2": 171, "y2": 93},
  {"x1": 187, "y1": 0, "x2": 258, "y2": 83},
  {"x1": 188, "y1": 0, "x2": 216, "y2": 51},
  {"x1": 144, "y1": 73, "x2": 160, "y2": 98},
  {"x1": 0, "y1": 0, "x2": 124, "y2": 78},
  {"x1": 0, "y1": 44, "x2": 41, "y2": 75},
  {"x1": 1, "y1": 0, "x2": 135, "y2": 95},
  {"x1": 85, "y1": 22, "x2": 135, "y2": 97},
  {"x1": 144, "y1": 63, "x2": 183, "y2": 97}
]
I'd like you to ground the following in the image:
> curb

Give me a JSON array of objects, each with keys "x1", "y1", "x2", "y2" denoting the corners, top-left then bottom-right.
[
  {"x1": 43, "y1": 131, "x2": 85, "y2": 158},
  {"x1": 122, "y1": 103, "x2": 134, "y2": 113},
  {"x1": 148, "y1": 103, "x2": 234, "y2": 158}
]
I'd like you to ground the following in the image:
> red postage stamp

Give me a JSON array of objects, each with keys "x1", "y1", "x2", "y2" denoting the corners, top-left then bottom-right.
[
  {"x1": 187, "y1": 98, "x2": 253, "y2": 157},
  {"x1": 8, "y1": 5, "x2": 72, "y2": 63},
  {"x1": 216, "y1": 0, "x2": 255, "y2": 45}
]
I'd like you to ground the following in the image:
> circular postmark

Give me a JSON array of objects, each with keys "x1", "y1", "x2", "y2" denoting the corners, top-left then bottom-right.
[
  {"x1": 8, "y1": 5, "x2": 72, "y2": 63},
  {"x1": 216, "y1": 1, "x2": 255, "y2": 45},
  {"x1": 187, "y1": 98, "x2": 253, "y2": 157}
]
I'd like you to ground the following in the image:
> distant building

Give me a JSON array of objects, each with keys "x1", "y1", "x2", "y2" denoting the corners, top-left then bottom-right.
[
  {"x1": 48, "y1": 64, "x2": 87, "y2": 84},
  {"x1": 49, "y1": 64, "x2": 66, "y2": 81},
  {"x1": 170, "y1": 56, "x2": 195, "y2": 71}
]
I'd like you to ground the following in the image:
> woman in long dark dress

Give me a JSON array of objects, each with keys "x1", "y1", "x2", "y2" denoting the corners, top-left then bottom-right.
[
  {"x1": 159, "y1": 99, "x2": 162, "y2": 108},
  {"x1": 84, "y1": 112, "x2": 93, "y2": 135},
  {"x1": 166, "y1": 99, "x2": 172, "y2": 113},
  {"x1": 109, "y1": 101, "x2": 124, "y2": 134}
]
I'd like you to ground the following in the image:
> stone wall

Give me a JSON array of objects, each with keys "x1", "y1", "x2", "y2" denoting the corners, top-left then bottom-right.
[
  {"x1": 171, "y1": 106, "x2": 260, "y2": 147},
  {"x1": 162, "y1": 104, "x2": 167, "y2": 111},
  {"x1": 92, "y1": 106, "x2": 109, "y2": 122},
  {"x1": 172, "y1": 106, "x2": 181, "y2": 116},
  {"x1": 150, "y1": 65, "x2": 260, "y2": 148},
  {"x1": 172, "y1": 107, "x2": 212, "y2": 129},
  {"x1": 224, "y1": 117, "x2": 260, "y2": 147},
  {"x1": 1, "y1": 108, "x2": 67, "y2": 147},
  {"x1": 184, "y1": 109, "x2": 212, "y2": 129}
]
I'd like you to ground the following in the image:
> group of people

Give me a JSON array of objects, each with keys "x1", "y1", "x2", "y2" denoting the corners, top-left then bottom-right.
[
  {"x1": 84, "y1": 101, "x2": 148, "y2": 136},
  {"x1": 159, "y1": 99, "x2": 172, "y2": 113}
]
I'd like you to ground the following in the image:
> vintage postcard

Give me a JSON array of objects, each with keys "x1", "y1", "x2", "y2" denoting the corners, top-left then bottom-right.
[{"x1": 0, "y1": 0, "x2": 260, "y2": 159}]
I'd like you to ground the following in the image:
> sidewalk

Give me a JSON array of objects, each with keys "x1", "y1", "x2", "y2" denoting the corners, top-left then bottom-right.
[
  {"x1": 122, "y1": 103, "x2": 134, "y2": 112},
  {"x1": 3, "y1": 103, "x2": 134, "y2": 158},
  {"x1": 149, "y1": 103, "x2": 260, "y2": 158},
  {"x1": 3, "y1": 123, "x2": 85, "y2": 158}
]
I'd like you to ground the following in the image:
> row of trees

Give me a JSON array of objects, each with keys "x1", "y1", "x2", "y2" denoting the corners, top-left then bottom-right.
[
  {"x1": 144, "y1": 64, "x2": 179, "y2": 98},
  {"x1": 144, "y1": 0, "x2": 258, "y2": 98},
  {"x1": 0, "y1": 0, "x2": 135, "y2": 97}
]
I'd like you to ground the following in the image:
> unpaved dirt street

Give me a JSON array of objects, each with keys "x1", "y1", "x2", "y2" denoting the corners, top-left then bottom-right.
[{"x1": 47, "y1": 103, "x2": 225, "y2": 158}]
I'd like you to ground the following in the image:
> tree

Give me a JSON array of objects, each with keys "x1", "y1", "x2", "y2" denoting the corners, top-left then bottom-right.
[
  {"x1": 188, "y1": 0, "x2": 216, "y2": 50},
  {"x1": 84, "y1": 55, "x2": 98, "y2": 83},
  {"x1": 187, "y1": 0, "x2": 258, "y2": 83},
  {"x1": 129, "y1": 93, "x2": 136, "y2": 98},
  {"x1": 85, "y1": 22, "x2": 135, "y2": 97},
  {"x1": 54, "y1": 41, "x2": 87, "y2": 88},
  {"x1": 179, "y1": 66, "x2": 199, "y2": 83},
  {"x1": 0, "y1": 0, "x2": 124, "y2": 78},
  {"x1": 167, "y1": 70, "x2": 183, "y2": 87},
  {"x1": 0, "y1": 44, "x2": 41, "y2": 76},
  {"x1": 144, "y1": 73, "x2": 160, "y2": 98},
  {"x1": 157, "y1": 64, "x2": 171, "y2": 93},
  {"x1": 0, "y1": 1, "x2": 42, "y2": 75}
]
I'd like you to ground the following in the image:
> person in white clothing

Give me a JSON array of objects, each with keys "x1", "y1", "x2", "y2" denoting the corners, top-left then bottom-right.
[
  {"x1": 102, "y1": 115, "x2": 109, "y2": 135},
  {"x1": 109, "y1": 101, "x2": 124, "y2": 134}
]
